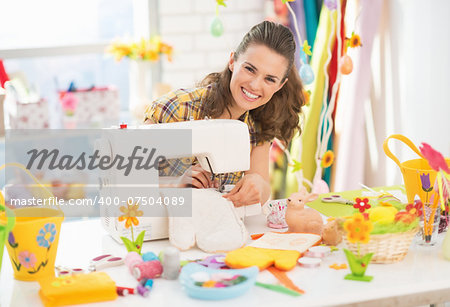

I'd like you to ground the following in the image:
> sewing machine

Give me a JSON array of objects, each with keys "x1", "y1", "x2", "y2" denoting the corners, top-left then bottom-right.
[{"x1": 99, "y1": 119, "x2": 262, "y2": 242}]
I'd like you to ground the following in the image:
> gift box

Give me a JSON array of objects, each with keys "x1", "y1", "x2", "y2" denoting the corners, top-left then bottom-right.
[
  {"x1": 59, "y1": 86, "x2": 120, "y2": 127},
  {"x1": 3, "y1": 79, "x2": 50, "y2": 129}
]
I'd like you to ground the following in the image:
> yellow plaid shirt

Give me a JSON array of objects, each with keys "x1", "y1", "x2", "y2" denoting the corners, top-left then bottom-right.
[{"x1": 144, "y1": 86, "x2": 263, "y2": 185}]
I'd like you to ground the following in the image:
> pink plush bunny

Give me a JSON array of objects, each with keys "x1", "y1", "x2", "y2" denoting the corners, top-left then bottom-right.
[{"x1": 285, "y1": 187, "x2": 323, "y2": 235}]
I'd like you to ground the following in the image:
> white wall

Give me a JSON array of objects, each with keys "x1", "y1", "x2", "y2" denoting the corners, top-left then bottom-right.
[{"x1": 158, "y1": 0, "x2": 265, "y2": 89}]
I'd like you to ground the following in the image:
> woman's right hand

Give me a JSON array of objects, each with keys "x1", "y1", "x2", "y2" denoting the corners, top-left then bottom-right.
[{"x1": 178, "y1": 164, "x2": 216, "y2": 189}]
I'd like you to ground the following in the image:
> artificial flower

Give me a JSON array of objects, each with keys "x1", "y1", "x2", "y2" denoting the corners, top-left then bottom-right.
[
  {"x1": 60, "y1": 93, "x2": 78, "y2": 116},
  {"x1": 18, "y1": 250, "x2": 37, "y2": 269},
  {"x1": 394, "y1": 211, "x2": 416, "y2": 224},
  {"x1": 36, "y1": 223, "x2": 56, "y2": 248},
  {"x1": 419, "y1": 143, "x2": 450, "y2": 173},
  {"x1": 353, "y1": 197, "x2": 371, "y2": 213},
  {"x1": 118, "y1": 201, "x2": 143, "y2": 228},
  {"x1": 420, "y1": 173, "x2": 433, "y2": 192},
  {"x1": 343, "y1": 213, "x2": 373, "y2": 244},
  {"x1": 302, "y1": 40, "x2": 312, "y2": 56},
  {"x1": 106, "y1": 36, "x2": 173, "y2": 63},
  {"x1": 406, "y1": 200, "x2": 423, "y2": 217},
  {"x1": 321, "y1": 150, "x2": 335, "y2": 168},
  {"x1": 348, "y1": 33, "x2": 362, "y2": 48}
]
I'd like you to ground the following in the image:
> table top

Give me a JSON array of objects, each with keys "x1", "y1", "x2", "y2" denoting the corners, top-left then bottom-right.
[{"x1": 1, "y1": 215, "x2": 450, "y2": 307}]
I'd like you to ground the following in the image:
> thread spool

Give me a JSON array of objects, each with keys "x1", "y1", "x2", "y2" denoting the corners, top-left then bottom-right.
[
  {"x1": 298, "y1": 257, "x2": 321, "y2": 268},
  {"x1": 162, "y1": 247, "x2": 180, "y2": 280},
  {"x1": 125, "y1": 252, "x2": 144, "y2": 274},
  {"x1": 133, "y1": 260, "x2": 163, "y2": 281},
  {"x1": 136, "y1": 284, "x2": 150, "y2": 297},
  {"x1": 142, "y1": 251, "x2": 159, "y2": 262},
  {"x1": 304, "y1": 246, "x2": 331, "y2": 258}
]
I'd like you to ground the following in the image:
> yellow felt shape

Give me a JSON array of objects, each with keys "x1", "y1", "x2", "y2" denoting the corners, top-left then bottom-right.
[
  {"x1": 225, "y1": 246, "x2": 300, "y2": 271},
  {"x1": 39, "y1": 272, "x2": 117, "y2": 307}
]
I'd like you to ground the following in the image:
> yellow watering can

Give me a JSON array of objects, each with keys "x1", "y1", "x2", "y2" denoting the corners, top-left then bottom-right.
[
  {"x1": 383, "y1": 134, "x2": 450, "y2": 204},
  {"x1": 0, "y1": 194, "x2": 15, "y2": 273},
  {"x1": 0, "y1": 163, "x2": 64, "y2": 281}
]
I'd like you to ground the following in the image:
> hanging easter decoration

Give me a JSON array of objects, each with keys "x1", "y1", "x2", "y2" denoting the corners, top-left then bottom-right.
[
  {"x1": 210, "y1": 17, "x2": 224, "y2": 37},
  {"x1": 324, "y1": 0, "x2": 337, "y2": 11},
  {"x1": 299, "y1": 64, "x2": 315, "y2": 85},
  {"x1": 210, "y1": 0, "x2": 226, "y2": 37},
  {"x1": 339, "y1": 55, "x2": 353, "y2": 75}
]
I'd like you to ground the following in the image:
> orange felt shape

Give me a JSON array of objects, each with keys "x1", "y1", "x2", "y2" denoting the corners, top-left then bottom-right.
[
  {"x1": 39, "y1": 272, "x2": 117, "y2": 307},
  {"x1": 225, "y1": 246, "x2": 301, "y2": 271}
]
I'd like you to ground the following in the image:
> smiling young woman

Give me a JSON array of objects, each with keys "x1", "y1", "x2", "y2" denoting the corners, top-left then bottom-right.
[{"x1": 145, "y1": 20, "x2": 306, "y2": 207}]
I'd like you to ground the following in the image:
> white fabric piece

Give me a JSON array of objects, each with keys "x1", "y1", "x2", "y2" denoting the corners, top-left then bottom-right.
[{"x1": 169, "y1": 189, "x2": 248, "y2": 253}]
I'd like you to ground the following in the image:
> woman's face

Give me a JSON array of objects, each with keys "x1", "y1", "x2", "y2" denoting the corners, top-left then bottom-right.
[{"x1": 228, "y1": 44, "x2": 289, "y2": 117}]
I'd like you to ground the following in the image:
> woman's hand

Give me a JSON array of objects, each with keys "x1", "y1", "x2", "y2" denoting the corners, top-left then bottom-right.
[
  {"x1": 178, "y1": 164, "x2": 216, "y2": 189},
  {"x1": 223, "y1": 173, "x2": 268, "y2": 207}
]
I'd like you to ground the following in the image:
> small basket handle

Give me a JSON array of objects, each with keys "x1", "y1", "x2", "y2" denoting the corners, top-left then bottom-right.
[{"x1": 383, "y1": 134, "x2": 425, "y2": 168}]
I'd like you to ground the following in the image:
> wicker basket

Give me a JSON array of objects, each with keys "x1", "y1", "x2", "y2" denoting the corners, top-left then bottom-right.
[{"x1": 343, "y1": 228, "x2": 419, "y2": 264}]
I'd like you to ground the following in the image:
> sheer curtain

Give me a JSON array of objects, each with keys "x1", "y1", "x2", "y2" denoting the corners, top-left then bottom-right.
[{"x1": 332, "y1": 0, "x2": 450, "y2": 191}]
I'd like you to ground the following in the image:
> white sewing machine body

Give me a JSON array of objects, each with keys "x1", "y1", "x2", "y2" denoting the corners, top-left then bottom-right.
[{"x1": 99, "y1": 119, "x2": 261, "y2": 242}]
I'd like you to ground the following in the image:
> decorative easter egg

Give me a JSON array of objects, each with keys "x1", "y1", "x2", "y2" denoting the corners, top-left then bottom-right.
[
  {"x1": 299, "y1": 64, "x2": 314, "y2": 84},
  {"x1": 300, "y1": 50, "x2": 308, "y2": 64},
  {"x1": 210, "y1": 17, "x2": 224, "y2": 37},
  {"x1": 368, "y1": 207, "x2": 397, "y2": 224},
  {"x1": 340, "y1": 55, "x2": 353, "y2": 75},
  {"x1": 324, "y1": 0, "x2": 337, "y2": 10}
]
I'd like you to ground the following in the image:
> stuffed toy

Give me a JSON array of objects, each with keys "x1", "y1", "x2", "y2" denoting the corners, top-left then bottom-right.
[{"x1": 285, "y1": 187, "x2": 323, "y2": 235}]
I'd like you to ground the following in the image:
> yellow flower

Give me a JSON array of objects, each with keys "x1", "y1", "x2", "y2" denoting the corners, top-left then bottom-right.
[
  {"x1": 106, "y1": 37, "x2": 173, "y2": 62},
  {"x1": 118, "y1": 201, "x2": 143, "y2": 228},
  {"x1": 321, "y1": 150, "x2": 334, "y2": 168},
  {"x1": 302, "y1": 40, "x2": 312, "y2": 56},
  {"x1": 348, "y1": 33, "x2": 362, "y2": 48},
  {"x1": 343, "y1": 213, "x2": 373, "y2": 244}
]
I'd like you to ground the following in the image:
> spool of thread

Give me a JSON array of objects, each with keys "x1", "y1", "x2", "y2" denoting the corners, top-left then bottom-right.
[
  {"x1": 304, "y1": 246, "x2": 331, "y2": 258},
  {"x1": 133, "y1": 260, "x2": 163, "y2": 281},
  {"x1": 162, "y1": 247, "x2": 180, "y2": 280},
  {"x1": 136, "y1": 284, "x2": 150, "y2": 297},
  {"x1": 298, "y1": 257, "x2": 321, "y2": 268},
  {"x1": 142, "y1": 251, "x2": 159, "y2": 262},
  {"x1": 144, "y1": 279, "x2": 154, "y2": 290},
  {"x1": 116, "y1": 286, "x2": 134, "y2": 296},
  {"x1": 125, "y1": 252, "x2": 144, "y2": 274}
]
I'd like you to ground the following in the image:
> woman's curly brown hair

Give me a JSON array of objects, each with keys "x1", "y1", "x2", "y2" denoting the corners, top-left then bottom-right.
[{"x1": 199, "y1": 20, "x2": 305, "y2": 145}]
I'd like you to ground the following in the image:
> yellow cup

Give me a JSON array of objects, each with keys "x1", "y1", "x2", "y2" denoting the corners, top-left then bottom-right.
[
  {"x1": 1, "y1": 207, "x2": 64, "y2": 281},
  {"x1": 383, "y1": 134, "x2": 450, "y2": 204},
  {"x1": 0, "y1": 205, "x2": 15, "y2": 273}
]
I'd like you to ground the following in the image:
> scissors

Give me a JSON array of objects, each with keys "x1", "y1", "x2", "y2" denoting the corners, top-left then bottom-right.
[
  {"x1": 321, "y1": 194, "x2": 353, "y2": 206},
  {"x1": 88, "y1": 254, "x2": 124, "y2": 272}
]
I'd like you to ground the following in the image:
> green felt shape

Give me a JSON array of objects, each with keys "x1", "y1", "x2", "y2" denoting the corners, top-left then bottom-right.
[
  {"x1": 343, "y1": 249, "x2": 373, "y2": 282},
  {"x1": 306, "y1": 185, "x2": 405, "y2": 217}
]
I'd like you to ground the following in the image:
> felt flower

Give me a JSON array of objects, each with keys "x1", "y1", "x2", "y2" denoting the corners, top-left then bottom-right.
[
  {"x1": 343, "y1": 213, "x2": 373, "y2": 244},
  {"x1": 420, "y1": 173, "x2": 433, "y2": 192},
  {"x1": 8, "y1": 232, "x2": 17, "y2": 248},
  {"x1": 353, "y1": 198, "x2": 371, "y2": 213},
  {"x1": 36, "y1": 223, "x2": 56, "y2": 248},
  {"x1": 394, "y1": 211, "x2": 416, "y2": 224},
  {"x1": 18, "y1": 251, "x2": 37, "y2": 269},
  {"x1": 419, "y1": 143, "x2": 450, "y2": 173},
  {"x1": 302, "y1": 40, "x2": 312, "y2": 56},
  {"x1": 321, "y1": 150, "x2": 335, "y2": 168},
  {"x1": 348, "y1": 33, "x2": 362, "y2": 48},
  {"x1": 406, "y1": 201, "x2": 423, "y2": 217},
  {"x1": 118, "y1": 201, "x2": 143, "y2": 228},
  {"x1": 106, "y1": 36, "x2": 173, "y2": 63}
]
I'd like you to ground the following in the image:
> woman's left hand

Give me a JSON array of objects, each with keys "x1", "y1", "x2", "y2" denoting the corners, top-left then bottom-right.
[{"x1": 222, "y1": 173, "x2": 267, "y2": 207}]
